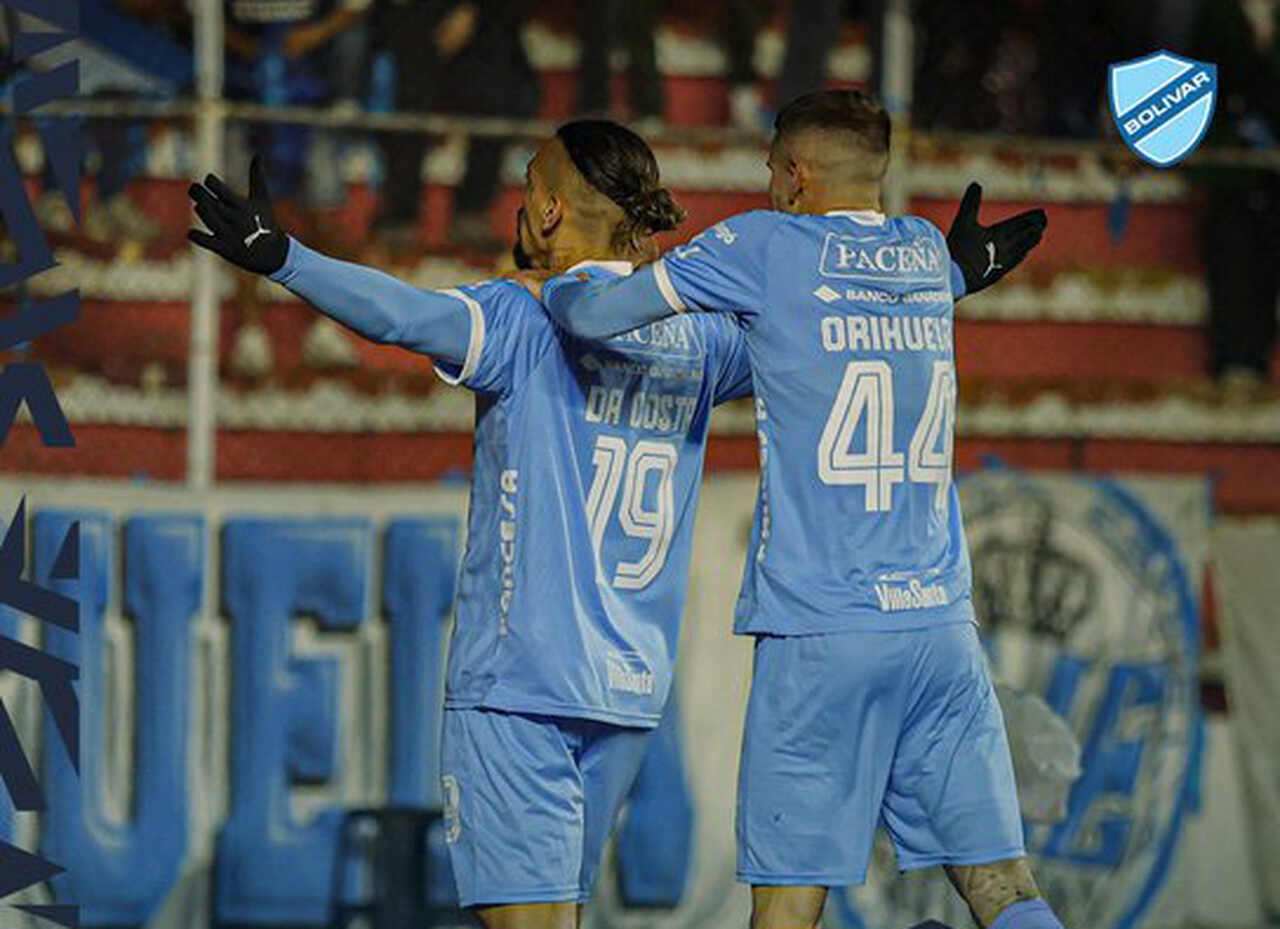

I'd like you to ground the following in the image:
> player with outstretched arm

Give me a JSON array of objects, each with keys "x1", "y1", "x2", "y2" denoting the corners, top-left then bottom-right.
[
  {"x1": 525, "y1": 90, "x2": 1056, "y2": 929},
  {"x1": 188, "y1": 125, "x2": 751, "y2": 929}
]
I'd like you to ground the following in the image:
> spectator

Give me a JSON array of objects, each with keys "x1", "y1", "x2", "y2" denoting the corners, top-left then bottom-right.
[
  {"x1": 576, "y1": 0, "x2": 664, "y2": 126},
  {"x1": 914, "y1": 0, "x2": 1152, "y2": 136},
  {"x1": 224, "y1": 0, "x2": 372, "y2": 231},
  {"x1": 369, "y1": 0, "x2": 537, "y2": 257},
  {"x1": 223, "y1": 0, "x2": 371, "y2": 381},
  {"x1": 32, "y1": 94, "x2": 162, "y2": 245},
  {"x1": 723, "y1": 0, "x2": 767, "y2": 130},
  {"x1": 14, "y1": 0, "x2": 190, "y2": 246},
  {"x1": 1032, "y1": 0, "x2": 1149, "y2": 137},
  {"x1": 775, "y1": 0, "x2": 882, "y2": 111},
  {"x1": 1189, "y1": 0, "x2": 1280, "y2": 390},
  {"x1": 911, "y1": 0, "x2": 1008, "y2": 132},
  {"x1": 115, "y1": 0, "x2": 189, "y2": 44}
]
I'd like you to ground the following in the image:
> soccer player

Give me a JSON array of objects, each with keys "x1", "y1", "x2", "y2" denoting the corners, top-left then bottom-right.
[
  {"x1": 187, "y1": 124, "x2": 751, "y2": 929},
  {"x1": 529, "y1": 90, "x2": 1057, "y2": 929}
]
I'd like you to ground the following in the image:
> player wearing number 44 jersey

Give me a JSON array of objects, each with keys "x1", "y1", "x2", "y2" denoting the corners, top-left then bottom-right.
[
  {"x1": 189, "y1": 127, "x2": 750, "y2": 929},
  {"x1": 528, "y1": 90, "x2": 1062, "y2": 929}
]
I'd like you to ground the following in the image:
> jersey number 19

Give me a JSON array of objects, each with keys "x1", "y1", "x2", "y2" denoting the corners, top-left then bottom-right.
[{"x1": 586, "y1": 436, "x2": 678, "y2": 590}]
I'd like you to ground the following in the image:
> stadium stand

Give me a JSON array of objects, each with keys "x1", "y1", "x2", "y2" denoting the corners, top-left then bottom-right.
[
  {"x1": 0, "y1": 2, "x2": 1276, "y2": 507},
  {"x1": 1, "y1": 4, "x2": 1277, "y2": 929}
]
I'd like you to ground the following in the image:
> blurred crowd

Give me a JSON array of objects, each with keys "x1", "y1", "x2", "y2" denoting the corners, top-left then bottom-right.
[{"x1": 3, "y1": 0, "x2": 1278, "y2": 382}]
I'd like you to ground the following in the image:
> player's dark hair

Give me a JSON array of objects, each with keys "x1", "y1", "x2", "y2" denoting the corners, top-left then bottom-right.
[
  {"x1": 556, "y1": 120, "x2": 686, "y2": 251},
  {"x1": 775, "y1": 89, "x2": 891, "y2": 164}
]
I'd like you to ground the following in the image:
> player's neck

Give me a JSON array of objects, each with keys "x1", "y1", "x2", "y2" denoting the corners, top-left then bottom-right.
[
  {"x1": 548, "y1": 239, "x2": 644, "y2": 274},
  {"x1": 798, "y1": 186, "x2": 883, "y2": 217}
]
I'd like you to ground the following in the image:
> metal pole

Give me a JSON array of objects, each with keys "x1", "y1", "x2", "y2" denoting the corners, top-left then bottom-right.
[
  {"x1": 188, "y1": 0, "x2": 224, "y2": 489},
  {"x1": 880, "y1": 0, "x2": 914, "y2": 216}
]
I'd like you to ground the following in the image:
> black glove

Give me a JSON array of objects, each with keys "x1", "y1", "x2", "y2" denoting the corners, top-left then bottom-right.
[
  {"x1": 946, "y1": 182, "x2": 1047, "y2": 296},
  {"x1": 188, "y1": 156, "x2": 289, "y2": 276}
]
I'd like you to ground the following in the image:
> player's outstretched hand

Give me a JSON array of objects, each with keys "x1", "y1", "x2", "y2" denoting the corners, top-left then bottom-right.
[
  {"x1": 946, "y1": 182, "x2": 1047, "y2": 296},
  {"x1": 188, "y1": 155, "x2": 288, "y2": 276}
]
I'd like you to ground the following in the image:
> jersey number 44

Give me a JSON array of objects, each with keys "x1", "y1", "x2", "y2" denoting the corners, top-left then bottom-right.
[{"x1": 818, "y1": 359, "x2": 957, "y2": 514}]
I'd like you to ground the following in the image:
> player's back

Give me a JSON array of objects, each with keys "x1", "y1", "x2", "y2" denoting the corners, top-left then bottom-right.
[
  {"x1": 438, "y1": 270, "x2": 751, "y2": 726},
  {"x1": 655, "y1": 210, "x2": 971, "y2": 634}
]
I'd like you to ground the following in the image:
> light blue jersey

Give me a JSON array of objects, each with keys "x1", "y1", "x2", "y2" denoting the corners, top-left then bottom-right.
[
  {"x1": 270, "y1": 242, "x2": 750, "y2": 906},
  {"x1": 541, "y1": 213, "x2": 1028, "y2": 890},
  {"x1": 436, "y1": 266, "x2": 751, "y2": 727},
  {"x1": 270, "y1": 244, "x2": 751, "y2": 728},
  {"x1": 543, "y1": 210, "x2": 975, "y2": 635}
]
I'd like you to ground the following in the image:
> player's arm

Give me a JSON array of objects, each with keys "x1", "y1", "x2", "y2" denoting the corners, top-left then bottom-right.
[
  {"x1": 707, "y1": 316, "x2": 753, "y2": 405},
  {"x1": 268, "y1": 240, "x2": 472, "y2": 361},
  {"x1": 188, "y1": 157, "x2": 469, "y2": 364},
  {"x1": 537, "y1": 266, "x2": 675, "y2": 340},
  {"x1": 537, "y1": 211, "x2": 781, "y2": 340}
]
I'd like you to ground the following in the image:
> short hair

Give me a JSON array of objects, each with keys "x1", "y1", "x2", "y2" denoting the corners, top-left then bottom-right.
[
  {"x1": 774, "y1": 89, "x2": 891, "y2": 168},
  {"x1": 556, "y1": 120, "x2": 685, "y2": 250}
]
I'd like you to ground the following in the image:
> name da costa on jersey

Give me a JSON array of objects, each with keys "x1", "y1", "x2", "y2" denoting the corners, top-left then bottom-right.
[{"x1": 582, "y1": 318, "x2": 705, "y2": 435}]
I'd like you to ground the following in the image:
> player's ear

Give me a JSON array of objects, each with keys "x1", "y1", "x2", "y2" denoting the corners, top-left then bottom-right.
[
  {"x1": 787, "y1": 157, "x2": 807, "y2": 208},
  {"x1": 540, "y1": 193, "x2": 564, "y2": 236}
]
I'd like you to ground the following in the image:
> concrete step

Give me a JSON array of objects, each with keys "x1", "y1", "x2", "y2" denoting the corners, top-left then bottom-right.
[
  {"x1": 17, "y1": 299, "x2": 1271, "y2": 387},
  {"x1": 4, "y1": 425, "x2": 1277, "y2": 514}
]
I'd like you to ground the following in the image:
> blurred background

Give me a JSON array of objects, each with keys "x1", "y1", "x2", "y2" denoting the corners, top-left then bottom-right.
[{"x1": 0, "y1": 1, "x2": 1276, "y2": 928}]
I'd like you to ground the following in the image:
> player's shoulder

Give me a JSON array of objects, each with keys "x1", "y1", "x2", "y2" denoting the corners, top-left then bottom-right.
[
  {"x1": 726, "y1": 208, "x2": 790, "y2": 228},
  {"x1": 898, "y1": 213, "x2": 948, "y2": 243},
  {"x1": 457, "y1": 277, "x2": 555, "y2": 327},
  {"x1": 547, "y1": 259, "x2": 637, "y2": 289},
  {"x1": 689, "y1": 209, "x2": 791, "y2": 248},
  {"x1": 723, "y1": 209, "x2": 791, "y2": 235},
  {"x1": 454, "y1": 277, "x2": 541, "y2": 309}
]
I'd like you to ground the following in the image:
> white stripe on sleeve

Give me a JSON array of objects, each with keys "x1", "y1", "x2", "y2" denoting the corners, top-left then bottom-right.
[
  {"x1": 652, "y1": 258, "x2": 687, "y2": 313},
  {"x1": 433, "y1": 288, "x2": 486, "y2": 385}
]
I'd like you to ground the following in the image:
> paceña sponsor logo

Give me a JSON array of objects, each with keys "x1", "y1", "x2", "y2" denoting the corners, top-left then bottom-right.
[
  {"x1": 498, "y1": 469, "x2": 517, "y2": 634},
  {"x1": 820, "y1": 234, "x2": 944, "y2": 284},
  {"x1": 609, "y1": 317, "x2": 702, "y2": 361}
]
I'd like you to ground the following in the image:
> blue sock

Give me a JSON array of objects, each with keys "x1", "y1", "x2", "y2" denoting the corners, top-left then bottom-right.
[{"x1": 989, "y1": 899, "x2": 1066, "y2": 929}]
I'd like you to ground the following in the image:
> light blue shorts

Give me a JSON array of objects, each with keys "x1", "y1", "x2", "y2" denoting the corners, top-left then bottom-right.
[
  {"x1": 441, "y1": 707, "x2": 652, "y2": 907},
  {"x1": 737, "y1": 621, "x2": 1025, "y2": 886}
]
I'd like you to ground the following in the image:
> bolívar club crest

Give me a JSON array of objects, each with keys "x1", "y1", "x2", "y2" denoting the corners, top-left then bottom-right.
[{"x1": 1108, "y1": 50, "x2": 1217, "y2": 167}]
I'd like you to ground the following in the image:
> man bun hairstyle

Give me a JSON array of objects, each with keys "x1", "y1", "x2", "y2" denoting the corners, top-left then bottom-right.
[
  {"x1": 556, "y1": 120, "x2": 686, "y2": 251},
  {"x1": 774, "y1": 89, "x2": 891, "y2": 176},
  {"x1": 620, "y1": 187, "x2": 684, "y2": 236}
]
